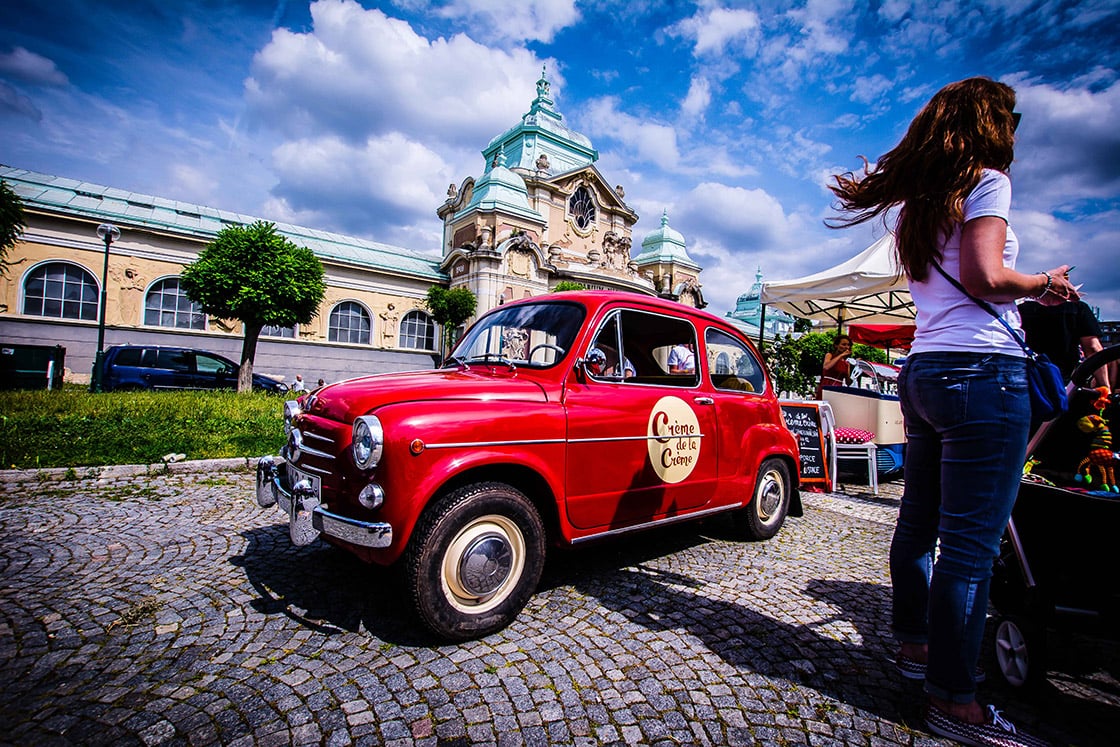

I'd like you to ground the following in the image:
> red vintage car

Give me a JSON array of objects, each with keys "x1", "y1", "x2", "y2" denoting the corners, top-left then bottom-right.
[{"x1": 256, "y1": 291, "x2": 801, "y2": 640}]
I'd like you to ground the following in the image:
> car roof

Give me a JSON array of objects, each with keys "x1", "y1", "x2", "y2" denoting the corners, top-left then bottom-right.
[{"x1": 501, "y1": 290, "x2": 738, "y2": 330}]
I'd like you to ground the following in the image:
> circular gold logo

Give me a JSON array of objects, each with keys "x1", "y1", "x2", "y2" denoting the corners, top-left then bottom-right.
[{"x1": 647, "y1": 396, "x2": 702, "y2": 483}]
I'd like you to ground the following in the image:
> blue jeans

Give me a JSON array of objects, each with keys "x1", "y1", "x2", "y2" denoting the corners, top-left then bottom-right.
[{"x1": 890, "y1": 352, "x2": 1029, "y2": 703}]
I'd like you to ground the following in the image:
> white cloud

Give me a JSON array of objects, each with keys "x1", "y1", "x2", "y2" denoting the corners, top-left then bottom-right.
[
  {"x1": 677, "y1": 182, "x2": 796, "y2": 249},
  {"x1": 849, "y1": 74, "x2": 893, "y2": 105},
  {"x1": 582, "y1": 97, "x2": 681, "y2": 169},
  {"x1": 166, "y1": 163, "x2": 220, "y2": 206},
  {"x1": 0, "y1": 46, "x2": 68, "y2": 86},
  {"x1": 668, "y1": 6, "x2": 761, "y2": 57},
  {"x1": 0, "y1": 81, "x2": 41, "y2": 119},
  {"x1": 1010, "y1": 75, "x2": 1120, "y2": 208},
  {"x1": 245, "y1": 0, "x2": 544, "y2": 146},
  {"x1": 681, "y1": 75, "x2": 712, "y2": 120},
  {"x1": 431, "y1": 0, "x2": 580, "y2": 43},
  {"x1": 269, "y1": 132, "x2": 454, "y2": 236}
]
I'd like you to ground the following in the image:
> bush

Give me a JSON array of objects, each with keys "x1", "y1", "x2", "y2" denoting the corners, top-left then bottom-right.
[{"x1": 0, "y1": 389, "x2": 285, "y2": 469}]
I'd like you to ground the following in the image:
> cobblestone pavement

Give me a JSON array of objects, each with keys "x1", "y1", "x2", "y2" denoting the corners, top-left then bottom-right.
[{"x1": 1, "y1": 467, "x2": 1116, "y2": 746}]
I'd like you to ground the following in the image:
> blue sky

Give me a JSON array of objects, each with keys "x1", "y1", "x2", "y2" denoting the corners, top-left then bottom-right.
[{"x1": 2, "y1": 0, "x2": 1118, "y2": 320}]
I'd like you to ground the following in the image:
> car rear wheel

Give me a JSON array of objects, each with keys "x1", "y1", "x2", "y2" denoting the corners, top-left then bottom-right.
[
  {"x1": 404, "y1": 482, "x2": 546, "y2": 641},
  {"x1": 736, "y1": 458, "x2": 791, "y2": 541}
]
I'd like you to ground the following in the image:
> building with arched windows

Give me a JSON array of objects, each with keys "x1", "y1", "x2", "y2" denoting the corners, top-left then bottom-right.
[{"x1": 0, "y1": 70, "x2": 704, "y2": 386}]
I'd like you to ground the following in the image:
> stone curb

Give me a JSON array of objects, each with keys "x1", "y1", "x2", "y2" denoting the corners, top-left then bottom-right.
[{"x1": 0, "y1": 456, "x2": 260, "y2": 484}]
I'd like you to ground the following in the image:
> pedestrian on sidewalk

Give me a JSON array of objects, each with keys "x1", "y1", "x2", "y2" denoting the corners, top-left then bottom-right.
[{"x1": 828, "y1": 76, "x2": 1077, "y2": 747}]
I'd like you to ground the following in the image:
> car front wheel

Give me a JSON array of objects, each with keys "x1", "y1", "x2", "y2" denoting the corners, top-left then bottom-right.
[
  {"x1": 736, "y1": 458, "x2": 791, "y2": 541},
  {"x1": 404, "y1": 482, "x2": 546, "y2": 641}
]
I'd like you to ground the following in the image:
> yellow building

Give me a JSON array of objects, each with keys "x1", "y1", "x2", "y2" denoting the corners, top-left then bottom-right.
[{"x1": 0, "y1": 70, "x2": 703, "y2": 386}]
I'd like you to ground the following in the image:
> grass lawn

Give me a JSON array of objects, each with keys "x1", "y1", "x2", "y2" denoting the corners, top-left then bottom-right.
[{"x1": 0, "y1": 387, "x2": 287, "y2": 469}]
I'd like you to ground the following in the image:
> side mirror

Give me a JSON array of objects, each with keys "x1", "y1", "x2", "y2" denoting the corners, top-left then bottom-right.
[{"x1": 577, "y1": 347, "x2": 608, "y2": 381}]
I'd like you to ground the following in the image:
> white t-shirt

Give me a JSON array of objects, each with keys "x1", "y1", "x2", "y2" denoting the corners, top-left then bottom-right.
[
  {"x1": 667, "y1": 345, "x2": 695, "y2": 372},
  {"x1": 908, "y1": 169, "x2": 1025, "y2": 357}
]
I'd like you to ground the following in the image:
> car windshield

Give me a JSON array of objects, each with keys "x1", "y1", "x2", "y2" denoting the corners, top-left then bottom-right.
[{"x1": 447, "y1": 301, "x2": 585, "y2": 369}]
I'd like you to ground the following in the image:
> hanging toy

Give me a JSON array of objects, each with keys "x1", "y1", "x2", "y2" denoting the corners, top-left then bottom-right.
[{"x1": 1074, "y1": 387, "x2": 1119, "y2": 493}]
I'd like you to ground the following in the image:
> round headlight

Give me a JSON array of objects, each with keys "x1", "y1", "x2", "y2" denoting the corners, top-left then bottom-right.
[{"x1": 352, "y1": 415, "x2": 384, "y2": 469}]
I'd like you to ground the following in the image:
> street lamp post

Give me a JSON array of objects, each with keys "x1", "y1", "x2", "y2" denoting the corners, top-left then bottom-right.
[{"x1": 90, "y1": 223, "x2": 120, "y2": 393}]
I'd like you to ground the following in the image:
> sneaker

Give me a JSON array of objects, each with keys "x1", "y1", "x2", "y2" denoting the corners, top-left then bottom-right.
[
  {"x1": 926, "y1": 704, "x2": 1049, "y2": 747},
  {"x1": 894, "y1": 653, "x2": 986, "y2": 683}
]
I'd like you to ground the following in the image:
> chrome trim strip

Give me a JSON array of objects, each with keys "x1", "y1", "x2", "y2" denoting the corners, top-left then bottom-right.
[
  {"x1": 295, "y1": 444, "x2": 335, "y2": 460},
  {"x1": 302, "y1": 431, "x2": 335, "y2": 445},
  {"x1": 570, "y1": 504, "x2": 732, "y2": 544},
  {"x1": 289, "y1": 461, "x2": 331, "y2": 477},
  {"x1": 424, "y1": 434, "x2": 706, "y2": 449},
  {"x1": 570, "y1": 434, "x2": 708, "y2": 444},
  {"x1": 424, "y1": 437, "x2": 567, "y2": 450}
]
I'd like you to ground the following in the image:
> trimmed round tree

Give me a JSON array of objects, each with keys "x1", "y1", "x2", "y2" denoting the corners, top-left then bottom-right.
[
  {"x1": 425, "y1": 286, "x2": 477, "y2": 358},
  {"x1": 181, "y1": 221, "x2": 325, "y2": 392},
  {"x1": 0, "y1": 179, "x2": 27, "y2": 277}
]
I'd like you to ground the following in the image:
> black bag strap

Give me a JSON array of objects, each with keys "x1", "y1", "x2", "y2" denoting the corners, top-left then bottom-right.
[{"x1": 931, "y1": 262, "x2": 1038, "y2": 360}]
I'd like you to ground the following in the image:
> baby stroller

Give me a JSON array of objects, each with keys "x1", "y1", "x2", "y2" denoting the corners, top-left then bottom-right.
[{"x1": 989, "y1": 344, "x2": 1120, "y2": 687}]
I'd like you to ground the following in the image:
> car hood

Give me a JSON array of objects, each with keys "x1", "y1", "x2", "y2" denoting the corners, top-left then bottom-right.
[{"x1": 305, "y1": 368, "x2": 550, "y2": 422}]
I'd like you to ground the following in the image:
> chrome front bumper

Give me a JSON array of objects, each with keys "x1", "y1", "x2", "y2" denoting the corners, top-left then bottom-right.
[{"x1": 255, "y1": 456, "x2": 392, "y2": 549}]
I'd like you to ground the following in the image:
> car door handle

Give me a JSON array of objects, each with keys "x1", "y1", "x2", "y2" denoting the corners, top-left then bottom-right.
[{"x1": 693, "y1": 396, "x2": 714, "y2": 405}]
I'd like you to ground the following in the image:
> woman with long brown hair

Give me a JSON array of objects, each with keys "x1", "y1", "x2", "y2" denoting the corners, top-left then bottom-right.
[{"x1": 830, "y1": 77, "x2": 1075, "y2": 746}]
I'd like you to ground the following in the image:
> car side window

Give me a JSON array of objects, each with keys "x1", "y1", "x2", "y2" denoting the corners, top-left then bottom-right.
[
  {"x1": 587, "y1": 312, "x2": 636, "y2": 382},
  {"x1": 195, "y1": 354, "x2": 232, "y2": 375},
  {"x1": 113, "y1": 348, "x2": 143, "y2": 367},
  {"x1": 705, "y1": 328, "x2": 766, "y2": 394},
  {"x1": 155, "y1": 349, "x2": 191, "y2": 372},
  {"x1": 585, "y1": 310, "x2": 698, "y2": 387}
]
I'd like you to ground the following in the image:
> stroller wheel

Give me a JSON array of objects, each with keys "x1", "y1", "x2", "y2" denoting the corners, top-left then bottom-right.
[{"x1": 994, "y1": 615, "x2": 1047, "y2": 688}]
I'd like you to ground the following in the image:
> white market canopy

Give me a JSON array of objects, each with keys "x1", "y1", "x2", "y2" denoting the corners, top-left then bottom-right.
[{"x1": 759, "y1": 233, "x2": 915, "y2": 328}]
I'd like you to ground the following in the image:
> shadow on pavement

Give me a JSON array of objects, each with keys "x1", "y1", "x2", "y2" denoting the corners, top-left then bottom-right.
[
  {"x1": 573, "y1": 562, "x2": 920, "y2": 730},
  {"x1": 232, "y1": 524, "x2": 432, "y2": 646}
]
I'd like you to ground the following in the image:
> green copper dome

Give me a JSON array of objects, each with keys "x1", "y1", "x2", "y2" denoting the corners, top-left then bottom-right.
[
  {"x1": 453, "y1": 146, "x2": 544, "y2": 223},
  {"x1": 634, "y1": 211, "x2": 699, "y2": 270},
  {"x1": 484, "y1": 66, "x2": 597, "y2": 176}
]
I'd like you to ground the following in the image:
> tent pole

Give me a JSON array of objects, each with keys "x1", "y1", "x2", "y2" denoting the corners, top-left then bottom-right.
[{"x1": 758, "y1": 304, "x2": 767, "y2": 347}]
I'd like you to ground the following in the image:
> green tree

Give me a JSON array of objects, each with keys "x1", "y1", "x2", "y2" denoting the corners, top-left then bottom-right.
[
  {"x1": 553, "y1": 281, "x2": 586, "y2": 292},
  {"x1": 764, "y1": 330, "x2": 887, "y2": 398},
  {"x1": 425, "y1": 286, "x2": 477, "y2": 357},
  {"x1": 0, "y1": 179, "x2": 27, "y2": 278},
  {"x1": 181, "y1": 221, "x2": 325, "y2": 392}
]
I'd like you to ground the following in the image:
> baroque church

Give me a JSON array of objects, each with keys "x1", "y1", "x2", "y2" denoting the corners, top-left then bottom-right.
[{"x1": 0, "y1": 69, "x2": 706, "y2": 386}]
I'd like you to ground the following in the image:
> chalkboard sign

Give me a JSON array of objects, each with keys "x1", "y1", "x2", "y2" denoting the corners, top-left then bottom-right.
[{"x1": 781, "y1": 402, "x2": 831, "y2": 489}]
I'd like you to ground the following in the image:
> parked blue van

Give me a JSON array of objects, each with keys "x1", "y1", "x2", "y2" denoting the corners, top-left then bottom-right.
[{"x1": 101, "y1": 345, "x2": 287, "y2": 393}]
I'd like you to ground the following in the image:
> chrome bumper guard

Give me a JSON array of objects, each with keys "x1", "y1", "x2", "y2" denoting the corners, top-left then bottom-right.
[{"x1": 255, "y1": 456, "x2": 392, "y2": 549}]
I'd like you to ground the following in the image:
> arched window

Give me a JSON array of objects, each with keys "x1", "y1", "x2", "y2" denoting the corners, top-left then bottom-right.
[
  {"x1": 144, "y1": 277, "x2": 205, "y2": 329},
  {"x1": 22, "y1": 262, "x2": 99, "y2": 320},
  {"x1": 399, "y1": 310, "x2": 435, "y2": 350},
  {"x1": 568, "y1": 186, "x2": 596, "y2": 231},
  {"x1": 329, "y1": 301, "x2": 371, "y2": 344}
]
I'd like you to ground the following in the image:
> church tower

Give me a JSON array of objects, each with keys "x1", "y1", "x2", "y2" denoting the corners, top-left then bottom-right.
[{"x1": 437, "y1": 68, "x2": 702, "y2": 318}]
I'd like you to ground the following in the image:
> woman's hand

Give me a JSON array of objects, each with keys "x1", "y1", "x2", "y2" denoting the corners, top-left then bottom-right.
[{"x1": 1036, "y1": 265, "x2": 1080, "y2": 306}]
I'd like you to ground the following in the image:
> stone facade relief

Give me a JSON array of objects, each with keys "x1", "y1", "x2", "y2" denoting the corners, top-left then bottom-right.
[
  {"x1": 506, "y1": 248, "x2": 534, "y2": 278},
  {"x1": 111, "y1": 266, "x2": 147, "y2": 325},
  {"x1": 379, "y1": 303, "x2": 400, "y2": 343},
  {"x1": 600, "y1": 231, "x2": 632, "y2": 271}
]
